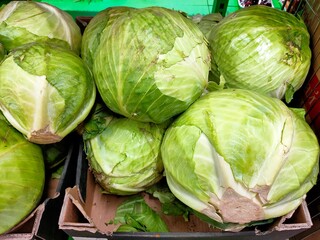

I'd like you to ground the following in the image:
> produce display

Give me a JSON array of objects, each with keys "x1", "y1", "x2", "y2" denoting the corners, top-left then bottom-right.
[
  {"x1": 0, "y1": 113, "x2": 45, "y2": 234},
  {"x1": 0, "y1": 0, "x2": 319, "y2": 236}
]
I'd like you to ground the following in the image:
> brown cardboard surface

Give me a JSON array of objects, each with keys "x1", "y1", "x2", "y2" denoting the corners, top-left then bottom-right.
[{"x1": 59, "y1": 167, "x2": 313, "y2": 239}]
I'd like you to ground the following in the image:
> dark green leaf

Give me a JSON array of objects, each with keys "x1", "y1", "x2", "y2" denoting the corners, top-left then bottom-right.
[{"x1": 113, "y1": 195, "x2": 169, "y2": 232}]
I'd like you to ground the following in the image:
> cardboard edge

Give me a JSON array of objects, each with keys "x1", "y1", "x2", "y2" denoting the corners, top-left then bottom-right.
[
  {"x1": 275, "y1": 201, "x2": 312, "y2": 231},
  {"x1": 59, "y1": 177, "x2": 313, "y2": 238},
  {"x1": 0, "y1": 204, "x2": 45, "y2": 240},
  {"x1": 59, "y1": 186, "x2": 97, "y2": 233},
  {"x1": 254, "y1": 200, "x2": 312, "y2": 236}
]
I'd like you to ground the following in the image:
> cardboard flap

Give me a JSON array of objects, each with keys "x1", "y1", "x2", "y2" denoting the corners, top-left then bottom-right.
[
  {"x1": 255, "y1": 200, "x2": 312, "y2": 235},
  {"x1": 275, "y1": 201, "x2": 312, "y2": 231},
  {"x1": 0, "y1": 204, "x2": 45, "y2": 240},
  {"x1": 59, "y1": 186, "x2": 97, "y2": 233}
]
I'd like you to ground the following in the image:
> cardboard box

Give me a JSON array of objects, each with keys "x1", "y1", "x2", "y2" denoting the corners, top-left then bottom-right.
[
  {"x1": 0, "y1": 135, "x2": 79, "y2": 240},
  {"x1": 58, "y1": 143, "x2": 313, "y2": 240}
]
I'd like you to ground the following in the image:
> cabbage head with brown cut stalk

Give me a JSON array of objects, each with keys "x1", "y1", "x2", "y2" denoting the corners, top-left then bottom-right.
[
  {"x1": 161, "y1": 89, "x2": 319, "y2": 231},
  {"x1": 0, "y1": 42, "x2": 96, "y2": 144},
  {"x1": 0, "y1": 113, "x2": 45, "y2": 234},
  {"x1": 93, "y1": 6, "x2": 210, "y2": 124},
  {"x1": 0, "y1": 1, "x2": 81, "y2": 54},
  {"x1": 208, "y1": 6, "x2": 311, "y2": 103}
]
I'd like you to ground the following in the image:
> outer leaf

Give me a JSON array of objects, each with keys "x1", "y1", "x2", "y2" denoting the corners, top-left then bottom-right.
[
  {"x1": 0, "y1": 1, "x2": 81, "y2": 53},
  {"x1": 81, "y1": 6, "x2": 134, "y2": 69}
]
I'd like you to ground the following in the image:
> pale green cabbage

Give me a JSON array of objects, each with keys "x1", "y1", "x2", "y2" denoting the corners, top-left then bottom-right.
[
  {"x1": 161, "y1": 89, "x2": 319, "y2": 231},
  {"x1": 0, "y1": 113, "x2": 45, "y2": 234},
  {"x1": 208, "y1": 6, "x2": 311, "y2": 103},
  {"x1": 0, "y1": 42, "x2": 96, "y2": 144},
  {"x1": 93, "y1": 7, "x2": 210, "y2": 123},
  {"x1": 0, "y1": 1, "x2": 81, "y2": 54},
  {"x1": 83, "y1": 104, "x2": 166, "y2": 195}
]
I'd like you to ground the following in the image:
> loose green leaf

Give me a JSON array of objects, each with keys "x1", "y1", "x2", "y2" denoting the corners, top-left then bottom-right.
[{"x1": 113, "y1": 195, "x2": 169, "y2": 232}]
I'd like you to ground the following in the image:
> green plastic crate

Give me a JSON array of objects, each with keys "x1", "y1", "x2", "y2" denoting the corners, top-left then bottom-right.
[
  {"x1": 1, "y1": 0, "x2": 284, "y2": 18},
  {"x1": 36, "y1": 0, "x2": 216, "y2": 17},
  {"x1": 35, "y1": 0, "x2": 283, "y2": 18}
]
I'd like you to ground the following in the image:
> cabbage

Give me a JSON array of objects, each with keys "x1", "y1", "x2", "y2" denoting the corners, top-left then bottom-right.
[
  {"x1": 0, "y1": 42, "x2": 96, "y2": 144},
  {"x1": 93, "y1": 7, "x2": 210, "y2": 123},
  {"x1": 0, "y1": 1, "x2": 81, "y2": 54},
  {"x1": 161, "y1": 89, "x2": 319, "y2": 231},
  {"x1": 208, "y1": 6, "x2": 311, "y2": 103},
  {"x1": 83, "y1": 104, "x2": 166, "y2": 195},
  {"x1": 81, "y1": 6, "x2": 134, "y2": 69},
  {"x1": 0, "y1": 113, "x2": 45, "y2": 234}
]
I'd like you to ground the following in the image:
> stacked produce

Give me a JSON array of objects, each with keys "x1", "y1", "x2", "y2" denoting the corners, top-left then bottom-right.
[
  {"x1": 0, "y1": 0, "x2": 94, "y2": 234},
  {"x1": 0, "y1": 0, "x2": 319, "y2": 235}
]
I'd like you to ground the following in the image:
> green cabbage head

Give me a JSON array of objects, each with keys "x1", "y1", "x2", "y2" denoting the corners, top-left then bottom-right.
[
  {"x1": 0, "y1": 113, "x2": 45, "y2": 234},
  {"x1": 83, "y1": 104, "x2": 166, "y2": 195},
  {"x1": 208, "y1": 6, "x2": 311, "y2": 103},
  {"x1": 161, "y1": 89, "x2": 319, "y2": 231},
  {"x1": 0, "y1": 1, "x2": 82, "y2": 54},
  {"x1": 93, "y1": 7, "x2": 210, "y2": 123},
  {"x1": 0, "y1": 42, "x2": 96, "y2": 144}
]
